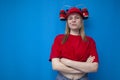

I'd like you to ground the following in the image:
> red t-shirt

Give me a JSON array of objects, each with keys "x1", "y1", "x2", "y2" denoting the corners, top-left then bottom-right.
[{"x1": 49, "y1": 34, "x2": 99, "y2": 62}]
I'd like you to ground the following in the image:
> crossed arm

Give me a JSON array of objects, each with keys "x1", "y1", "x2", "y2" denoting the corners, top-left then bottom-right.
[
  {"x1": 60, "y1": 56, "x2": 98, "y2": 73},
  {"x1": 51, "y1": 56, "x2": 98, "y2": 73},
  {"x1": 52, "y1": 58, "x2": 83, "y2": 74}
]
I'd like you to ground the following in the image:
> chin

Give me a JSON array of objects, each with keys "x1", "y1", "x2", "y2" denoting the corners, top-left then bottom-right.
[{"x1": 70, "y1": 27, "x2": 80, "y2": 30}]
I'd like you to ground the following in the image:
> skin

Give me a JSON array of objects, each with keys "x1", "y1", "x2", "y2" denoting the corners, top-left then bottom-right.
[
  {"x1": 67, "y1": 13, "x2": 83, "y2": 35},
  {"x1": 51, "y1": 13, "x2": 98, "y2": 80}
]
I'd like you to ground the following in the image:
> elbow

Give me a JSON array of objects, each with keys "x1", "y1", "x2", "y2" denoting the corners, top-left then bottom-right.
[
  {"x1": 51, "y1": 58, "x2": 60, "y2": 71},
  {"x1": 84, "y1": 63, "x2": 98, "y2": 73},
  {"x1": 92, "y1": 66, "x2": 98, "y2": 72},
  {"x1": 52, "y1": 63, "x2": 63, "y2": 71},
  {"x1": 91, "y1": 63, "x2": 99, "y2": 72},
  {"x1": 52, "y1": 65, "x2": 58, "y2": 71},
  {"x1": 51, "y1": 60, "x2": 61, "y2": 71}
]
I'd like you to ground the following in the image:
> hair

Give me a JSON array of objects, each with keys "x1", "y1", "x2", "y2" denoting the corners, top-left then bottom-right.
[{"x1": 61, "y1": 18, "x2": 87, "y2": 44}]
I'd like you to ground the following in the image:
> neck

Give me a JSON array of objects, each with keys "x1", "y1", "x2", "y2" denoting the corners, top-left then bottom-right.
[{"x1": 70, "y1": 29, "x2": 80, "y2": 35}]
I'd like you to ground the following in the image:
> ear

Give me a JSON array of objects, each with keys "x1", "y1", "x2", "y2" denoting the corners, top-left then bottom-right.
[
  {"x1": 82, "y1": 8, "x2": 89, "y2": 19},
  {"x1": 59, "y1": 10, "x2": 66, "y2": 21}
]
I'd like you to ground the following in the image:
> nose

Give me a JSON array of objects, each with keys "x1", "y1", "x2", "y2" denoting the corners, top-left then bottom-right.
[{"x1": 72, "y1": 18, "x2": 76, "y2": 22}]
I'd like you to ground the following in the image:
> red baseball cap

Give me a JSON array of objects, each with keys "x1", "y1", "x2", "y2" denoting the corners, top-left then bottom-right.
[
  {"x1": 66, "y1": 7, "x2": 83, "y2": 19},
  {"x1": 59, "y1": 7, "x2": 88, "y2": 20}
]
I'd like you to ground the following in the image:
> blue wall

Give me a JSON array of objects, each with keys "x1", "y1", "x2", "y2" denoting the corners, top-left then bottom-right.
[{"x1": 0, "y1": 0, "x2": 120, "y2": 80}]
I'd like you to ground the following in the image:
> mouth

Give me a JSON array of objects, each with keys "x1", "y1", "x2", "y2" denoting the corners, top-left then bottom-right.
[{"x1": 71, "y1": 24, "x2": 77, "y2": 26}]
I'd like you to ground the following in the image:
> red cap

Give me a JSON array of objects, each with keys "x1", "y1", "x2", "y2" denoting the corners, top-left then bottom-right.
[
  {"x1": 59, "y1": 7, "x2": 89, "y2": 21},
  {"x1": 66, "y1": 7, "x2": 83, "y2": 19}
]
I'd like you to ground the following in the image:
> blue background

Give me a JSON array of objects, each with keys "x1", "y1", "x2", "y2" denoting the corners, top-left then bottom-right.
[{"x1": 0, "y1": 0, "x2": 120, "y2": 80}]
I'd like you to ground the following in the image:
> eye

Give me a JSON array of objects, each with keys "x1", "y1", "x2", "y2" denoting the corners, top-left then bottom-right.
[
  {"x1": 75, "y1": 16, "x2": 80, "y2": 19},
  {"x1": 68, "y1": 16, "x2": 73, "y2": 20}
]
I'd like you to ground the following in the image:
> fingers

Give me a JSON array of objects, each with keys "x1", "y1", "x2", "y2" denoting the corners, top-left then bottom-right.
[{"x1": 86, "y1": 56, "x2": 95, "y2": 63}]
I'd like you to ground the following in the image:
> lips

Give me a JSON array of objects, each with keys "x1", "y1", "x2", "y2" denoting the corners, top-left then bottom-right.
[{"x1": 71, "y1": 24, "x2": 77, "y2": 26}]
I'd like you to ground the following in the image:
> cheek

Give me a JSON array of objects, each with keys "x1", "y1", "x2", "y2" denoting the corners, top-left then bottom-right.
[
  {"x1": 67, "y1": 21, "x2": 72, "y2": 26},
  {"x1": 78, "y1": 20, "x2": 83, "y2": 25},
  {"x1": 78, "y1": 19, "x2": 82, "y2": 23}
]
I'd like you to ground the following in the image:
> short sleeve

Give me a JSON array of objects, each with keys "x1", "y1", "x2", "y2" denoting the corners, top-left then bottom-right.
[
  {"x1": 88, "y1": 37, "x2": 99, "y2": 63},
  {"x1": 49, "y1": 35, "x2": 63, "y2": 61}
]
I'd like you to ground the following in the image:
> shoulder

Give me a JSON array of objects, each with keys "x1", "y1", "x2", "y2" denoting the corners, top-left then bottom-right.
[
  {"x1": 86, "y1": 36, "x2": 96, "y2": 43},
  {"x1": 55, "y1": 34, "x2": 65, "y2": 38},
  {"x1": 54, "y1": 34, "x2": 65, "y2": 42}
]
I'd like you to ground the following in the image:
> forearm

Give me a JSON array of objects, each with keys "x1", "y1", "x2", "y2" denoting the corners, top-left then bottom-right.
[
  {"x1": 51, "y1": 58, "x2": 83, "y2": 74},
  {"x1": 65, "y1": 60, "x2": 98, "y2": 73}
]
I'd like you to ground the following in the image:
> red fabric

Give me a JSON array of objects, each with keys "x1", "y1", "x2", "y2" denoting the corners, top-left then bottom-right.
[
  {"x1": 49, "y1": 34, "x2": 99, "y2": 62},
  {"x1": 59, "y1": 7, "x2": 89, "y2": 20},
  {"x1": 66, "y1": 7, "x2": 83, "y2": 19},
  {"x1": 60, "y1": 10, "x2": 66, "y2": 20}
]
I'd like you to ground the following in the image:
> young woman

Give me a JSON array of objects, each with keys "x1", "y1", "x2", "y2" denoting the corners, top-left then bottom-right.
[{"x1": 49, "y1": 7, "x2": 99, "y2": 80}]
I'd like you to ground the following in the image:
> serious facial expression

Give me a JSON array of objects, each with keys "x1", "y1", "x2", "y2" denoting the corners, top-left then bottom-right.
[{"x1": 67, "y1": 13, "x2": 83, "y2": 30}]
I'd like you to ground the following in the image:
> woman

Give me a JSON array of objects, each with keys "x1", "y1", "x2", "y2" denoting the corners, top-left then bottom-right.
[{"x1": 49, "y1": 7, "x2": 99, "y2": 80}]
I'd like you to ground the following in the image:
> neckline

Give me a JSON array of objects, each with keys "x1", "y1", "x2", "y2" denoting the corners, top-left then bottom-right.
[
  {"x1": 69, "y1": 34, "x2": 81, "y2": 37},
  {"x1": 68, "y1": 34, "x2": 82, "y2": 39}
]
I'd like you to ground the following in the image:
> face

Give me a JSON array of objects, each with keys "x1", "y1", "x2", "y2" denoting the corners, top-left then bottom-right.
[{"x1": 67, "y1": 13, "x2": 83, "y2": 30}]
